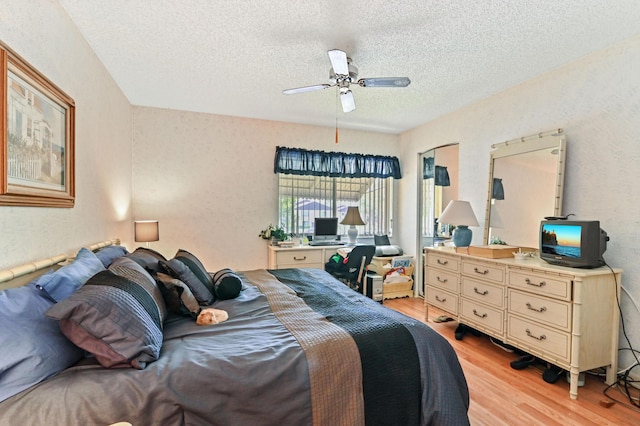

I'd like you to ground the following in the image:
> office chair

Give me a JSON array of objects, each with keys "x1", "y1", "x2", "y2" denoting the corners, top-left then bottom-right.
[{"x1": 326, "y1": 245, "x2": 376, "y2": 290}]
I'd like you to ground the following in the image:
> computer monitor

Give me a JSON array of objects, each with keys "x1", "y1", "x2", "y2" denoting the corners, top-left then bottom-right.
[{"x1": 313, "y1": 217, "x2": 339, "y2": 242}]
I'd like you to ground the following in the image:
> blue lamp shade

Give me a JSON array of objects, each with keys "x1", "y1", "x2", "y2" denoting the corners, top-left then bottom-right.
[{"x1": 437, "y1": 200, "x2": 479, "y2": 247}]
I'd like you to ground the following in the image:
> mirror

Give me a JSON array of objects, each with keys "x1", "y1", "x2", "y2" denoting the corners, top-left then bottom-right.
[{"x1": 483, "y1": 133, "x2": 566, "y2": 249}]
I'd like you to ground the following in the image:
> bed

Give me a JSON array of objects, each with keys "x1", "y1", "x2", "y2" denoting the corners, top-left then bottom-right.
[{"x1": 0, "y1": 240, "x2": 469, "y2": 426}]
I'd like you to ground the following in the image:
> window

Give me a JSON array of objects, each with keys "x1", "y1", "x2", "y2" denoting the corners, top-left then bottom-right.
[{"x1": 278, "y1": 174, "x2": 393, "y2": 237}]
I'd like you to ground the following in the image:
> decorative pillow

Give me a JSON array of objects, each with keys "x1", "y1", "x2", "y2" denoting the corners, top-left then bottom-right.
[
  {"x1": 125, "y1": 247, "x2": 167, "y2": 274},
  {"x1": 34, "y1": 247, "x2": 105, "y2": 302},
  {"x1": 174, "y1": 249, "x2": 214, "y2": 293},
  {"x1": 0, "y1": 283, "x2": 84, "y2": 403},
  {"x1": 46, "y1": 270, "x2": 164, "y2": 369},
  {"x1": 155, "y1": 272, "x2": 201, "y2": 317},
  {"x1": 211, "y1": 268, "x2": 243, "y2": 300},
  {"x1": 109, "y1": 257, "x2": 167, "y2": 323},
  {"x1": 94, "y1": 244, "x2": 129, "y2": 267},
  {"x1": 159, "y1": 258, "x2": 215, "y2": 305}
]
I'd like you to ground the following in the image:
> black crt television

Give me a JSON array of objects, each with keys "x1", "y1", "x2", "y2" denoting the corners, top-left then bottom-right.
[
  {"x1": 313, "y1": 217, "x2": 339, "y2": 242},
  {"x1": 539, "y1": 220, "x2": 608, "y2": 268}
]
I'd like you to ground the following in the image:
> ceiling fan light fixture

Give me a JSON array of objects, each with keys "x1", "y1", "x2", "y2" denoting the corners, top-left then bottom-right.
[{"x1": 340, "y1": 89, "x2": 356, "y2": 112}]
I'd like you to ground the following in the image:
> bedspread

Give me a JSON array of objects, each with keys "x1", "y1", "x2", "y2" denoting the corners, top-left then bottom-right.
[{"x1": 0, "y1": 268, "x2": 468, "y2": 426}]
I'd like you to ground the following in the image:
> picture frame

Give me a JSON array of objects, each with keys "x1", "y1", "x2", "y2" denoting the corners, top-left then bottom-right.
[{"x1": 0, "y1": 43, "x2": 75, "y2": 207}]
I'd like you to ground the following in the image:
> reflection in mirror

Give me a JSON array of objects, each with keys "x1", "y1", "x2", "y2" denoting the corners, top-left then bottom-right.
[{"x1": 484, "y1": 132, "x2": 566, "y2": 249}]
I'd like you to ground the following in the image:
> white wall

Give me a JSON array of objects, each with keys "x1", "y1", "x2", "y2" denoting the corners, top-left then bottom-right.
[
  {"x1": 397, "y1": 35, "x2": 640, "y2": 370},
  {"x1": 0, "y1": 1, "x2": 133, "y2": 269},
  {"x1": 131, "y1": 106, "x2": 398, "y2": 271}
]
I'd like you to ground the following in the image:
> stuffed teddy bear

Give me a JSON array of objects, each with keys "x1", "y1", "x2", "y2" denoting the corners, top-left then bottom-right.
[{"x1": 196, "y1": 308, "x2": 229, "y2": 325}]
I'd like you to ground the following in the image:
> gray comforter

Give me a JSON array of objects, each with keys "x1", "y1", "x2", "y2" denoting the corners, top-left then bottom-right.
[{"x1": 0, "y1": 268, "x2": 469, "y2": 426}]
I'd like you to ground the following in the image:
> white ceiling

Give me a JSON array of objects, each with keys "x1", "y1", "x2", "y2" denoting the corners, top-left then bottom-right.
[{"x1": 59, "y1": 0, "x2": 640, "y2": 134}]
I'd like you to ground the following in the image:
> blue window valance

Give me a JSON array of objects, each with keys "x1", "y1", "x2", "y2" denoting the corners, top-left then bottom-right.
[
  {"x1": 274, "y1": 146, "x2": 402, "y2": 179},
  {"x1": 423, "y1": 157, "x2": 450, "y2": 186}
]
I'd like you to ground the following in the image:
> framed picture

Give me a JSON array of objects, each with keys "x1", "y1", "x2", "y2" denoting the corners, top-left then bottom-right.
[{"x1": 0, "y1": 43, "x2": 75, "y2": 207}]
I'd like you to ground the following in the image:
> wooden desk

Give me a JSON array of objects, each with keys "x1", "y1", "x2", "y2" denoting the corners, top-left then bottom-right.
[{"x1": 268, "y1": 244, "x2": 345, "y2": 269}]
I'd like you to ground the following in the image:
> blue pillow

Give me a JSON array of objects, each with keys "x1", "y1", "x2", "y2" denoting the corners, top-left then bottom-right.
[
  {"x1": 94, "y1": 245, "x2": 129, "y2": 267},
  {"x1": 0, "y1": 283, "x2": 84, "y2": 403},
  {"x1": 34, "y1": 247, "x2": 105, "y2": 302}
]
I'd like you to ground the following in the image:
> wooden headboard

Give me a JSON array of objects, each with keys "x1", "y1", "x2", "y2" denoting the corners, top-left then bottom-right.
[{"x1": 0, "y1": 239, "x2": 121, "y2": 291}]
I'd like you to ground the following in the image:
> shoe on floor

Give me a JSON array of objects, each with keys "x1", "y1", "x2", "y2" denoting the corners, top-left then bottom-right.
[
  {"x1": 510, "y1": 354, "x2": 536, "y2": 370},
  {"x1": 433, "y1": 315, "x2": 454, "y2": 323}
]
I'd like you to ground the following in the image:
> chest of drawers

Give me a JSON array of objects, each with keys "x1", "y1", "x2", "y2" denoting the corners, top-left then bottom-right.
[
  {"x1": 268, "y1": 245, "x2": 342, "y2": 269},
  {"x1": 424, "y1": 247, "x2": 622, "y2": 399}
]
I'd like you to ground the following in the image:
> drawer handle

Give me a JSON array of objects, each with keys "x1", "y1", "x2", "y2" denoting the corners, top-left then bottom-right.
[
  {"x1": 437, "y1": 259, "x2": 449, "y2": 265},
  {"x1": 525, "y1": 329, "x2": 547, "y2": 341},
  {"x1": 473, "y1": 287, "x2": 488, "y2": 296},
  {"x1": 525, "y1": 278, "x2": 546, "y2": 287},
  {"x1": 472, "y1": 309, "x2": 487, "y2": 318},
  {"x1": 435, "y1": 295, "x2": 447, "y2": 303},
  {"x1": 293, "y1": 256, "x2": 307, "y2": 261},
  {"x1": 473, "y1": 267, "x2": 489, "y2": 275},
  {"x1": 437, "y1": 276, "x2": 448, "y2": 283},
  {"x1": 526, "y1": 302, "x2": 547, "y2": 313}
]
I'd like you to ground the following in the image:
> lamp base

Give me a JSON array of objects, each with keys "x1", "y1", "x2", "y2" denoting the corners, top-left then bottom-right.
[
  {"x1": 347, "y1": 226, "x2": 358, "y2": 245},
  {"x1": 452, "y1": 225, "x2": 472, "y2": 247}
]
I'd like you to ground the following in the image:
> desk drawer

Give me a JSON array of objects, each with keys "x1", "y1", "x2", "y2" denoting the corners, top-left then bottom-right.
[
  {"x1": 460, "y1": 299, "x2": 504, "y2": 334},
  {"x1": 509, "y1": 270, "x2": 571, "y2": 301},
  {"x1": 426, "y1": 286, "x2": 458, "y2": 315},
  {"x1": 427, "y1": 252, "x2": 460, "y2": 273},
  {"x1": 462, "y1": 260, "x2": 505, "y2": 285},
  {"x1": 461, "y1": 277, "x2": 504, "y2": 308},
  {"x1": 426, "y1": 267, "x2": 460, "y2": 293},
  {"x1": 508, "y1": 314, "x2": 570, "y2": 363},
  {"x1": 508, "y1": 289, "x2": 572, "y2": 331},
  {"x1": 276, "y1": 249, "x2": 323, "y2": 266}
]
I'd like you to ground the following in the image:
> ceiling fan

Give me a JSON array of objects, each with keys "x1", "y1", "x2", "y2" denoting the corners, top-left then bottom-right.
[{"x1": 282, "y1": 49, "x2": 411, "y2": 113}]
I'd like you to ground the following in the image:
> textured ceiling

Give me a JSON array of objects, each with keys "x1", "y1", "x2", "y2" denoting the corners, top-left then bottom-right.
[{"x1": 59, "y1": 0, "x2": 640, "y2": 134}]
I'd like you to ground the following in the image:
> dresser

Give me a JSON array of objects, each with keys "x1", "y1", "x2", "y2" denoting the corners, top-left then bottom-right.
[
  {"x1": 424, "y1": 247, "x2": 622, "y2": 399},
  {"x1": 268, "y1": 244, "x2": 345, "y2": 269}
]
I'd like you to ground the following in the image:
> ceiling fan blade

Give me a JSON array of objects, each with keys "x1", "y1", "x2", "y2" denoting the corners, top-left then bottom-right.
[
  {"x1": 340, "y1": 90, "x2": 356, "y2": 112},
  {"x1": 282, "y1": 84, "x2": 332, "y2": 95},
  {"x1": 358, "y1": 77, "x2": 411, "y2": 88},
  {"x1": 327, "y1": 49, "x2": 349, "y2": 75}
]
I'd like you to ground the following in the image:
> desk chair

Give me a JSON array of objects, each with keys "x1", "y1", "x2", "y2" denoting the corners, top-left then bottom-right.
[{"x1": 326, "y1": 245, "x2": 376, "y2": 290}]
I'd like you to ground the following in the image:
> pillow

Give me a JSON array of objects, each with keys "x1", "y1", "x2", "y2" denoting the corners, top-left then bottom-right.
[
  {"x1": 34, "y1": 247, "x2": 105, "y2": 302},
  {"x1": 155, "y1": 272, "x2": 201, "y2": 317},
  {"x1": 0, "y1": 283, "x2": 84, "y2": 403},
  {"x1": 174, "y1": 249, "x2": 214, "y2": 293},
  {"x1": 109, "y1": 257, "x2": 168, "y2": 323},
  {"x1": 211, "y1": 268, "x2": 243, "y2": 300},
  {"x1": 94, "y1": 244, "x2": 129, "y2": 267},
  {"x1": 159, "y1": 258, "x2": 215, "y2": 305},
  {"x1": 125, "y1": 247, "x2": 167, "y2": 274},
  {"x1": 46, "y1": 270, "x2": 164, "y2": 369}
]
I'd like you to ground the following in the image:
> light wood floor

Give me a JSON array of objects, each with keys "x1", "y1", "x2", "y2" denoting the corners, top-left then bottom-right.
[{"x1": 384, "y1": 297, "x2": 640, "y2": 426}]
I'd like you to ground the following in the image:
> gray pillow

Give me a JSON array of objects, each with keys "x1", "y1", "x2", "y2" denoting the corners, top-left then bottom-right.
[
  {"x1": 211, "y1": 268, "x2": 242, "y2": 300},
  {"x1": 159, "y1": 258, "x2": 215, "y2": 305},
  {"x1": 125, "y1": 247, "x2": 167, "y2": 274},
  {"x1": 155, "y1": 272, "x2": 201, "y2": 317},
  {"x1": 46, "y1": 270, "x2": 163, "y2": 369}
]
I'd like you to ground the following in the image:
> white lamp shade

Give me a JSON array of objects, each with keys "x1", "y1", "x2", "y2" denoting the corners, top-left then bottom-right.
[
  {"x1": 438, "y1": 200, "x2": 479, "y2": 227},
  {"x1": 340, "y1": 206, "x2": 365, "y2": 226},
  {"x1": 134, "y1": 220, "x2": 159, "y2": 242}
]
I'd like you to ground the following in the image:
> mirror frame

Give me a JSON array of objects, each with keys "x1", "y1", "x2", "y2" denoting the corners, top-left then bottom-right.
[{"x1": 483, "y1": 133, "x2": 566, "y2": 247}]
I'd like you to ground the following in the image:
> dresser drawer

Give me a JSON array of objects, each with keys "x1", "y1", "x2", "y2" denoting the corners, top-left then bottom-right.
[
  {"x1": 461, "y1": 277, "x2": 504, "y2": 308},
  {"x1": 507, "y1": 314, "x2": 570, "y2": 364},
  {"x1": 508, "y1": 289, "x2": 572, "y2": 331},
  {"x1": 427, "y1": 252, "x2": 460, "y2": 273},
  {"x1": 426, "y1": 267, "x2": 460, "y2": 293},
  {"x1": 276, "y1": 249, "x2": 323, "y2": 266},
  {"x1": 509, "y1": 270, "x2": 572, "y2": 301},
  {"x1": 462, "y1": 260, "x2": 505, "y2": 285},
  {"x1": 426, "y1": 286, "x2": 458, "y2": 315},
  {"x1": 460, "y1": 299, "x2": 504, "y2": 334}
]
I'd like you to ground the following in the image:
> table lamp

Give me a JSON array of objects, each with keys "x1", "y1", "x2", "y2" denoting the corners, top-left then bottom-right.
[
  {"x1": 437, "y1": 201, "x2": 478, "y2": 247},
  {"x1": 134, "y1": 220, "x2": 159, "y2": 248},
  {"x1": 340, "y1": 206, "x2": 365, "y2": 245}
]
